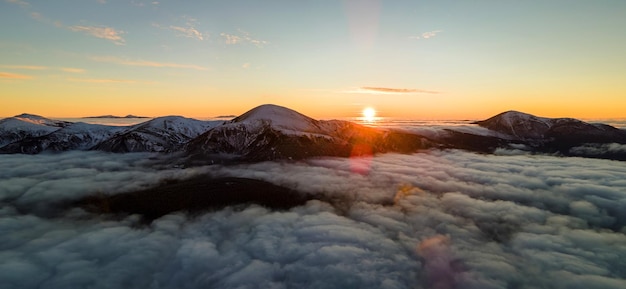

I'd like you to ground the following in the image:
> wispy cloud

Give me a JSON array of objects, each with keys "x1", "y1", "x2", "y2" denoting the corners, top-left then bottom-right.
[
  {"x1": 68, "y1": 25, "x2": 125, "y2": 45},
  {"x1": 220, "y1": 33, "x2": 241, "y2": 44},
  {"x1": 0, "y1": 72, "x2": 32, "y2": 79},
  {"x1": 60, "y1": 67, "x2": 86, "y2": 73},
  {"x1": 220, "y1": 29, "x2": 268, "y2": 47},
  {"x1": 91, "y1": 56, "x2": 208, "y2": 71},
  {"x1": 5, "y1": 0, "x2": 30, "y2": 8},
  {"x1": 1, "y1": 65, "x2": 85, "y2": 73},
  {"x1": 130, "y1": 0, "x2": 144, "y2": 6},
  {"x1": 131, "y1": 0, "x2": 159, "y2": 7},
  {"x1": 169, "y1": 25, "x2": 204, "y2": 40},
  {"x1": 153, "y1": 16, "x2": 205, "y2": 41},
  {"x1": 67, "y1": 77, "x2": 138, "y2": 84},
  {"x1": 29, "y1": 11, "x2": 43, "y2": 20},
  {"x1": 7, "y1": 3, "x2": 125, "y2": 45},
  {"x1": 409, "y1": 30, "x2": 443, "y2": 40},
  {"x1": 0, "y1": 65, "x2": 48, "y2": 70},
  {"x1": 345, "y1": 86, "x2": 439, "y2": 95}
]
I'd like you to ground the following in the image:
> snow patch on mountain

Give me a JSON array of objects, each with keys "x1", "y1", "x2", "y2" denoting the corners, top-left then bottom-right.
[
  {"x1": 230, "y1": 104, "x2": 332, "y2": 137},
  {"x1": 0, "y1": 122, "x2": 124, "y2": 153},
  {"x1": 13, "y1": 113, "x2": 71, "y2": 127},
  {"x1": 0, "y1": 114, "x2": 66, "y2": 147},
  {"x1": 474, "y1": 110, "x2": 552, "y2": 139},
  {"x1": 93, "y1": 116, "x2": 220, "y2": 152}
]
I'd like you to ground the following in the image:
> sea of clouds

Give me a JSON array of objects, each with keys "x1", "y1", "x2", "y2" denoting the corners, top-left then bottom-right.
[{"x1": 1, "y1": 150, "x2": 625, "y2": 289}]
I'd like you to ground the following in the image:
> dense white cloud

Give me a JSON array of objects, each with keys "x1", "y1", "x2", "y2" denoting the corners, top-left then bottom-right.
[{"x1": 1, "y1": 150, "x2": 625, "y2": 288}]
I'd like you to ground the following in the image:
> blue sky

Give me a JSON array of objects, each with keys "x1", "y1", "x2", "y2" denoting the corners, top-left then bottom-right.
[{"x1": 1, "y1": 0, "x2": 625, "y2": 118}]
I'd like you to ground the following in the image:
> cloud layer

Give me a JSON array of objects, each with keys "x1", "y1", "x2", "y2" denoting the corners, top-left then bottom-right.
[{"x1": 1, "y1": 150, "x2": 625, "y2": 288}]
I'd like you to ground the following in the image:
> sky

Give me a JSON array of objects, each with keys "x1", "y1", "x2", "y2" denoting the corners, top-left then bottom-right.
[{"x1": 1, "y1": 0, "x2": 625, "y2": 119}]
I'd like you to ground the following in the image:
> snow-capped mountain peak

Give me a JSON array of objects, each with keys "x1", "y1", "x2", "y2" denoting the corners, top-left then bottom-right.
[
  {"x1": 92, "y1": 116, "x2": 220, "y2": 153},
  {"x1": 13, "y1": 113, "x2": 70, "y2": 127},
  {"x1": 0, "y1": 114, "x2": 67, "y2": 147},
  {"x1": 475, "y1": 110, "x2": 626, "y2": 146},
  {"x1": 475, "y1": 110, "x2": 556, "y2": 139},
  {"x1": 131, "y1": 116, "x2": 219, "y2": 138},
  {"x1": 231, "y1": 104, "x2": 322, "y2": 135},
  {"x1": 498, "y1": 110, "x2": 551, "y2": 124}
]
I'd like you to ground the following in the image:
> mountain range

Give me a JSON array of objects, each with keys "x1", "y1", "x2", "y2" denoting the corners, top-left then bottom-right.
[
  {"x1": 84, "y1": 114, "x2": 148, "y2": 119},
  {"x1": 1, "y1": 105, "x2": 625, "y2": 161}
]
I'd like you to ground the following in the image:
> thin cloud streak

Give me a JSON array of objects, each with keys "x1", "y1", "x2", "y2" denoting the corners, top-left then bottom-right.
[
  {"x1": 67, "y1": 77, "x2": 139, "y2": 84},
  {"x1": 68, "y1": 25, "x2": 126, "y2": 45},
  {"x1": 0, "y1": 72, "x2": 32, "y2": 79},
  {"x1": 343, "y1": 87, "x2": 439, "y2": 95},
  {"x1": 90, "y1": 56, "x2": 208, "y2": 71},
  {"x1": 0, "y1": 65, "x2": 48, "y2": 70},
  {"x1": 15, "y1": 7, "x2": 122, "y2": 47},
  {"x1": 0, "y1": 65, "x2": 85, "y2": 73},
  {"x1": 169, "y1": 25, "x2": 204, "y2": 40},
  {"x1": 5, "y1": 0, "x2": 30, "y2": 7},
  {"x1": 60, "y1": 67, "x2": 85, "y2": 73}
]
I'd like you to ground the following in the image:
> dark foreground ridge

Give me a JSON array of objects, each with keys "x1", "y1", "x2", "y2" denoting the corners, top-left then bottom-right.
[{"x1": 76, "y1": 177, "x2": 313, "y2": 222}]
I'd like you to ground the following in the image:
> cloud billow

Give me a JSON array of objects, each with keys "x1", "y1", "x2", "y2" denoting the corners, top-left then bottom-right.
[{"x1": 1, "y1": 150, "x2": 625, "y2": 288}]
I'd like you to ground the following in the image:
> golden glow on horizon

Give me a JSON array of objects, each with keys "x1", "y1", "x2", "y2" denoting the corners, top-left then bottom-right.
[{"x1": 2, "y1": 77, "x2": 626, "y2": 119}]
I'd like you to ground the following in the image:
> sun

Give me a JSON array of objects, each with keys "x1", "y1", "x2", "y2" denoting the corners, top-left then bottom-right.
[{"x1": 362, "y1": 107, "x2": 376, "y2": 122}]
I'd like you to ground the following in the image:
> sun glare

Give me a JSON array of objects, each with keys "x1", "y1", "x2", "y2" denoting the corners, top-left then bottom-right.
[{"x1": 362, "y1": 107, "x2": 376, "y2": 122}]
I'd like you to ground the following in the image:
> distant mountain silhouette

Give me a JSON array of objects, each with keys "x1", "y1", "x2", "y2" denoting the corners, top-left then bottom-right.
[{"x1": 84, "y1": 114, "x2": 148, "y2": 118}]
